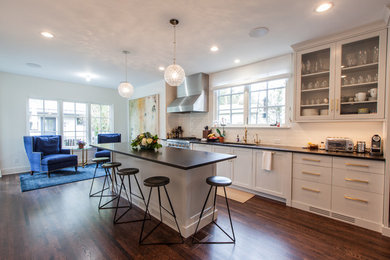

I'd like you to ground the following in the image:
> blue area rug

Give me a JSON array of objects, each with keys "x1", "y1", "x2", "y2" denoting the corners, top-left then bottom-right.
[{"x1": 19, "y1": 164, "x2": 105, "y2": 192}]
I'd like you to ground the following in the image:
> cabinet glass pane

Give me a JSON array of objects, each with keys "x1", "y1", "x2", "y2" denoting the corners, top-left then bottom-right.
[
  {"x1": 300, "y1": 48, "x2": 330, "y2": 117},
  {"x1": 339, "y1": 36, "x2": 379, "y2": 115}
]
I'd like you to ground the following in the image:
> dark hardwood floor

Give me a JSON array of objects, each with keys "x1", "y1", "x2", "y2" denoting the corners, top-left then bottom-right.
[{"x1": 1, "y1": 174, "x2": 390, "y2": 260}]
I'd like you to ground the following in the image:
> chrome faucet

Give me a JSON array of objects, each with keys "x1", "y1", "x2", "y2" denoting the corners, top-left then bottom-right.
[
  {"x1": 254, "y1": 134, "x2": 260, "y2": 145},
  {"x1": 243, "y1": 127, "x2": 248, "y2": 144}
]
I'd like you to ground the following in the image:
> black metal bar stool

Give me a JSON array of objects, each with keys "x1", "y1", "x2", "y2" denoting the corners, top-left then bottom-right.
[
  {"x1": 89, "y1": 157, "x2": 110, "y2": 197},
  {"x1": 192, "y1": 176, "x2": 236, "y2": 244},
  {"x1": 98, "y1": 161, "x2": 121, "y2": 210},
  {"x1": 113, "y1": 168, "x2": 150, "y2": 224},
  {"x1": 139, "y1": 176, "x2": 184, "y2": 245}
]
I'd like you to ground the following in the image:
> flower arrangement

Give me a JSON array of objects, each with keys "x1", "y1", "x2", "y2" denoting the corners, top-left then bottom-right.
[
  {"x1": 131, "y1": 132, "x2": 162, "y2": 150},
  {"x1": 77, "y1": 140, "x2": 86, "y2": 149}
]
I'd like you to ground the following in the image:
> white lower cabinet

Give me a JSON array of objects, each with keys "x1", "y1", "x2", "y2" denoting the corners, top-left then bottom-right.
[
  {"x1": 231, "y1": 147, "x2": 253, "y2": 189},
  {"x1": 253, "y1": 150, "x2": 292, "y2": 203},
  {"x1": 213, "y1": 146, "x2": 233, "y2": 180},
  {"x1": 292, "y1": 154, "x2": 385, "y2": 232},
  {"x1": 192, "y1": 143, "x2": 212, "y2": 152}
]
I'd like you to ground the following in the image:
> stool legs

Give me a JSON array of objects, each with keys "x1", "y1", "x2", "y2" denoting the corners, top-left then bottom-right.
[
  {"x1": 98, "y1": 167, "x2": 119, "y2": 209},
  {"x1": 139, "y1": 186, "x2": 184, "y2": 245},
  {"x1": 192, "y1": 186, "x2": 236, "y2": 244},
  {"x1": 89, "y1": 162, "x2": 109, "y2": 197}
]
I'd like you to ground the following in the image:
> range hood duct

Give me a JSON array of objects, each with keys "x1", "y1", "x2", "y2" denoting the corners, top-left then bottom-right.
[{"x1": 167, "y1": 73, "x2": 209, "y2": 113}]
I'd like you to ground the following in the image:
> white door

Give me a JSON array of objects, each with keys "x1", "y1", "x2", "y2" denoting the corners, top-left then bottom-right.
[{"x1": 232, "y1": 147, "x2": 253, "y2": 188}]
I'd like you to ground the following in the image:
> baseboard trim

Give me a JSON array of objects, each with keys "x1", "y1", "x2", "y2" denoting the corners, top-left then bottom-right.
[
  {"x1": 1, "y1": 166, "x2": 30, "y2": 175},
  {"x1": 383, "y1": 226, "x2": 390, "y2": 237}
]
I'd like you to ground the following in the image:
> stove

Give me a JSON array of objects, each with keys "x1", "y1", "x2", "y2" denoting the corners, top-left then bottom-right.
[{"x1": 166, "y1": 137, "x2": 200, "y2": 149}]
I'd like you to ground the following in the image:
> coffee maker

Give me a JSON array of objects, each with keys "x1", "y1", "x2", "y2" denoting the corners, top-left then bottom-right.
[{"x1": 370, "y1": 134, "x2": 382, "y2": 155}]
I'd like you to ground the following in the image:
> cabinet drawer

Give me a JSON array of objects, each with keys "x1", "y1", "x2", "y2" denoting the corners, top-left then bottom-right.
[
  {"x1": 333, "y1": 157, "x2": 384, "y2": 174},
  {"x1": 293, "y1": 163, "x2": 331, "y2": 184},
  {"x1": 332, "y1": 169, "x2": 383, "y2": 194},
  {"x1": 331, "y1": 186, "x2": 383, "y2": 223},
  {"x1": 292, "y1": 179, "x2": 331, "y2": 210},
  {"x1": 293, "y1": 153, "x2": 332, "y2": 167}
]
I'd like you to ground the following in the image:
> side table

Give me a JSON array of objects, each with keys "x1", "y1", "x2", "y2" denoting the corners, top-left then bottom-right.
[{"x1": 68, "y1": 146, "x2": 93, "y2": 167}]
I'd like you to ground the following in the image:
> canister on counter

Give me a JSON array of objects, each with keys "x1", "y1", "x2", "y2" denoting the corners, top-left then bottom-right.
[{"x1": 356, "y1": 141, "x2": 366, "y2": 153}]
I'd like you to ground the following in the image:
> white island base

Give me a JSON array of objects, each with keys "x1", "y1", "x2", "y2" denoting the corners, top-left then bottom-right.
[{"x1": 112, "y1": 152, "x2": 218, "y2": 238}]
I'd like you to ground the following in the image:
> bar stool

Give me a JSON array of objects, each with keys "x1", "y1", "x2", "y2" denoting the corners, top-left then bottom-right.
[
  {"x1": 139, "y1": 176, "x2": 184, "y2": 245},
  {"x1": 89, "y1": 157, "x2": 110, "y2": 197},
  {"x1": 113, "y1": 168, "x2": 150, "y2": 224},
  {"x1": 192, "y1": 176, "x2": 236, "y2": 244},
  {"x1": 98, "y1": 162, "x2": 121, "y2": 210}
]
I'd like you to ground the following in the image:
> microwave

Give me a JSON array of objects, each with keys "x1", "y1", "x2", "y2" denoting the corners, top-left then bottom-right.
[{"x1": 325, "y1": 138, "x2": 354, "y2": 152}]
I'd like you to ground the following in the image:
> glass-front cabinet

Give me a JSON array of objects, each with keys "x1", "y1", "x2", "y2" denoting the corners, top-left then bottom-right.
[{"x1": 295, "y1": 29, "x2": 386, "y2": 121}]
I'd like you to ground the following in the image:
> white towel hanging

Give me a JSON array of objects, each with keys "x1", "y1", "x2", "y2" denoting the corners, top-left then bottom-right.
[{"x1": 262, "y1": 151, "x2": 273, "y2": 171}]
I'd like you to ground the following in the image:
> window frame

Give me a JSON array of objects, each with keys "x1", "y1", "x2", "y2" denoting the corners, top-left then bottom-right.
[
  {"x1": 27, "y1": 98, "x2": 59, "y2": 136},
  {"x1": 62, "y1": 101, "x2": 89, "y2": 146},
  {"x1": 90, "y1": 103, "x2": 114, "y2": 144},
  {"x1": 213, "y1": 75, "x2": 291, "y2": 128}
]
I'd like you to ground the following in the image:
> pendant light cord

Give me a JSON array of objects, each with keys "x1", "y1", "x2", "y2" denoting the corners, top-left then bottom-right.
[
  {"x1": 173, "y1": 24, "x2": 176, "y2": 65},
  {"x1": 125, "y1": 52, "x2": 128, "y2": 81}
]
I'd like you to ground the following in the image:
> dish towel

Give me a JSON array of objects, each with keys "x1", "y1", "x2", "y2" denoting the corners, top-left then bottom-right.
[{"x1": 262, "y1": 151, "x2": 273, "y2": 171}]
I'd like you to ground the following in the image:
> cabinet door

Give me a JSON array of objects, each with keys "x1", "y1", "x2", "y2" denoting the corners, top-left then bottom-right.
[
  {"x1": 295, "y1": 43, "x2": 336, "y2": 121},
  {"x1": 334, "y1": 29, "x2": 386, "y2": 119},
  {"x1": 232, "y1": 147, "x2": 253, "y2": 188},
  {"x1": 253, "y1": 150, "x2": 292, "y2": 199},
  {"x1": 192, "y1": 143, "x2": 212, "y2": 152},
  {"x1": 213, "y1": 146, "x2": 233, "y2": 179}
]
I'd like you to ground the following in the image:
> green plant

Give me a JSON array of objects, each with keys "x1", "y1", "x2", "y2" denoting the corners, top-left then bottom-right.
[
  {"x1": 216, "y1": 128, "x2": 225, "y2": 137},
  {"x1": 131, "y1": 132, "x2": 162, "y2": 150}
]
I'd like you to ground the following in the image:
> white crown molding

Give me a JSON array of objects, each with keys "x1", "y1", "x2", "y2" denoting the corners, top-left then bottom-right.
[{"x1": 291, "y1": 20, "x2": 387, "y2": 51}]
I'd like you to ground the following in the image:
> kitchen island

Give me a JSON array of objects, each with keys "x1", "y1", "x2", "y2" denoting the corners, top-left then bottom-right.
[{"x1": 91, "y1": 142, "x2": 236, "y2": 238}]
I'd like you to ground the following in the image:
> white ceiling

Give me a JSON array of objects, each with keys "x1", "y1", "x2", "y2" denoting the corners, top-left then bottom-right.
[{"x1": 0, "y1": 0, "x2": 389, "y2": 89}]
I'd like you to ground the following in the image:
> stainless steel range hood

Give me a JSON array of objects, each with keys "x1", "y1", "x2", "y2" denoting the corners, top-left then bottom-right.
[{"x1": 167, "y1": 73, "x2": 209, "y2": 113}]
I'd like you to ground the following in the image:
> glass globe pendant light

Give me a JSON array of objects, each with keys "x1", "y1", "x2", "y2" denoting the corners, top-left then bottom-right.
[
  {"x1": 118, "y1": 50, "x2": 134, "y2": 98},
  {"x1": 164, "y1": 19, "x2": 185, "y2": 87}
]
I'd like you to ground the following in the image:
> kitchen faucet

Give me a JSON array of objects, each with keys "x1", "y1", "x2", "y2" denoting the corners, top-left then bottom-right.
[{"x1": 243, "y1": 127, "x2": 248, "y2": 144}]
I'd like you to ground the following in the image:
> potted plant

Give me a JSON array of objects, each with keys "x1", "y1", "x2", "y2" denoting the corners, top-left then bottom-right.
[
  {"x1": 131, "y1": 132, "x2": 162, "y2": 151},
  {"x1": 216, "y1": 128, "x2": 225, "y2": 143},
  {"x1": 77, "y1": 140, "x2": 86, "y2": 149}
]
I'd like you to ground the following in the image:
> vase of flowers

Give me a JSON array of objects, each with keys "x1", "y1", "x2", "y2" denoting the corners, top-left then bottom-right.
[
  {"x1": 131, "y1": 132, "x2": 162, "y2": 151},
  {"x1": 77, "y1": 140, "x2": 86, "y2": 149}
]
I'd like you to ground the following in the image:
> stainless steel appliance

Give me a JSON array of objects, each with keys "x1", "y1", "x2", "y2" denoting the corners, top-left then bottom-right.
[
  {"x1": 356, "y1": 141, "x2": 366, "y2": 153},
  {"x1": 325, "y1": 137, "x2": 354, "y2": 152},
  {"x1": 370, "y1": 134, "x2": 382, "y2": 155},
  {"x1": 166, "y1": 137, "x2": 200, "y2": 149}
]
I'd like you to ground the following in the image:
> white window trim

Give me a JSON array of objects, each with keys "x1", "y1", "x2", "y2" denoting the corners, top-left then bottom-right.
[{"x1": 213, "y1": 74, "x2": 293, "y2": 129}]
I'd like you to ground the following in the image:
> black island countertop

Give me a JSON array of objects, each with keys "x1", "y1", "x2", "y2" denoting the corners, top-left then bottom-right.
[
  {"x1": 190, "y1": 141, "x2": 385, "y2": 161},
  {"x1": 91, "y1": 142, "x2": 237, "y2": 170}
]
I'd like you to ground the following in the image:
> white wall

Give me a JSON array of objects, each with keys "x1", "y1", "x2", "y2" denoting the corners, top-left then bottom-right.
[
  {"x1": 129, "y1": 80, "x2": 167, "y2": 139},
  {"x1": 0, "y1": 72, "x2": 128, "y2": 175},
  {"x1": 166, "y1": 54, "x2": 384, "y2": 147}
]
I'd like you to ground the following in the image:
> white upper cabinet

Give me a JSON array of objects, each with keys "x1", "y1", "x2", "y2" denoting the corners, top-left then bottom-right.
[{"x1": 295, "y1": 29, "x2": 386, "y2": 121}]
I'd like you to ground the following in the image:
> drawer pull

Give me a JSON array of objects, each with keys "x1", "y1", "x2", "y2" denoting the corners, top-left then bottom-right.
[
  {"x1": 302, "y1": 187, "x2": 320, "y2": 193},
  {"x1": 302, "y1": 158, "x2": 321, "y2": 162},
  {"x1": 344, "y1": 177, "x2": 369, "y2": 184},
  {"x1": 344, "y1": 195, "x2": 368, "y2": 203},
  {"x1": 345, "y1": 163, "x2": 369, "y2": 168},
  {"x1": 302, "y1": 171, "x2": 321, "y2": 176}
]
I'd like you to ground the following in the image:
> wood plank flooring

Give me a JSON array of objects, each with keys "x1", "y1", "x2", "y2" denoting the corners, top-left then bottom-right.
[{"x1": 1, "y1": 174, "x2": 390, "y2": 259}]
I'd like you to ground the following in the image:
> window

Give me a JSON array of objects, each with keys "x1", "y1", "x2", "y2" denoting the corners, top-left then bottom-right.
[
  {"x1": 90, "y1": 104, "x2": 112, "y2": 144},
  {"x1": 215, "y1": 78, "x2": 288, "y2": 126},
  {"x1": 28, "y1": 99, "x2": 58, "y2": 135},
  {"x1": 63, "y1": 102, "x2": 88, "y2": 146}
]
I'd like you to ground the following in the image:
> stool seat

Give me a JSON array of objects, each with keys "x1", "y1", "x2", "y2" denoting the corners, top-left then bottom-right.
[
  {"x1": 206, "y1": 176, "x2": 232, "y2": 187},
  {"x1": 92, "y1": 157, "x2": 110, "y2": 163},
  {"x1": 118, "y1": 168, "x2": 139, "y2": 175},
  {"x1": 102, "y1": 162, "x2": 122, "y2": 168},
  {"x1": 144, "y1": 176, "x2": 170, "y2": 187}
]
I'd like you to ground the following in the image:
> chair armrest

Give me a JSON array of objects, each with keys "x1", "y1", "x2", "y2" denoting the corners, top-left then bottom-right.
[
  {"x1": 60, "y1": 149, "x2": 71, "y2": 154},
  {"x1": 30, "y1": 152, "x2": 42, "y2": 171}
]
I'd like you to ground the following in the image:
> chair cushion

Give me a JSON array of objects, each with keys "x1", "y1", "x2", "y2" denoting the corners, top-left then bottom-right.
[
  {"x1": 35, "y1": 136, "x2": 60, "y2": 155},
  {"x1": 41, "y1": 154, "x2": 77, "y2": 165},
  {"x1": 95, "y1": 150, "x2": 110, "y2": 158},
  {"x1": 98, "y1": 134, "x2": 121, "y2": 144}
]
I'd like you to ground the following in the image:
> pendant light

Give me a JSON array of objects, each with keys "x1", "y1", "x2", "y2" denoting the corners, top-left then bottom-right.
[
  {"x1": 118, "y1": 50, "x2": 134, "y2": 98},
  {"x1": 164, "y1": 19, "x2": 185, "y2": 87}
]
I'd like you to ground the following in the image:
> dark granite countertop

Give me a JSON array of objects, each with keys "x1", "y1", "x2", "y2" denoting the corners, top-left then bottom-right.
[
  {"x1": 91, "y1": 142, "x2": 237, "y2": 170},
  {"x1": 190, "y1": 141, "x2": 385, "y2": 161}
]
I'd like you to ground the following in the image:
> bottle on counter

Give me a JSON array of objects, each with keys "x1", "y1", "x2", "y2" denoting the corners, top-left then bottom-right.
[
  {"x1": 319, "y1": 142, "x2": 325, "y2": 150},
  {"x1": 236, "y1": 134, "x2": 240, "y2": 142}
]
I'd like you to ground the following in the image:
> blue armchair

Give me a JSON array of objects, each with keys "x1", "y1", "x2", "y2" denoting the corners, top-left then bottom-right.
[
  {"x1": 23, "y1": 135, "x2": 78, "y2": 178},
  {"x1": 95, "y1": 133, "x2": 121, "y2": 159}
]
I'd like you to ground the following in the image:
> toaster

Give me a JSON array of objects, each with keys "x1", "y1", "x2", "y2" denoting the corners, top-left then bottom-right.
[{"x1": 325, "y1": 137, "x2": 354, "y2": 152}]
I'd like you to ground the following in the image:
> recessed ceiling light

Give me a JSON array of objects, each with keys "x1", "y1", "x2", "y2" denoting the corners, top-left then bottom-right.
[
  {"x1": 158, "y1": 66, "x2": 165, "y2": 71},
  {"x1": 77, "y1": 73, "x2": 98, "y2": 82},
  {"x1": 249, "y1": 27, "x2": 269, "y2": 38},
  {"x1": 234, "y1": 59, "x2": 240, "y2": 64},
  {"x1": 41, "y1": 31, "x2": 54, "y2": 38},
  {"x1": 26, "y1": 62, "x2": 42, "y2": 68},
  {"x1": 315, "y1": 2, "x2": 334, "y2": 13},
  {"x1": 210, "y1": 46, "x2": 219, "y2": 52}
]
